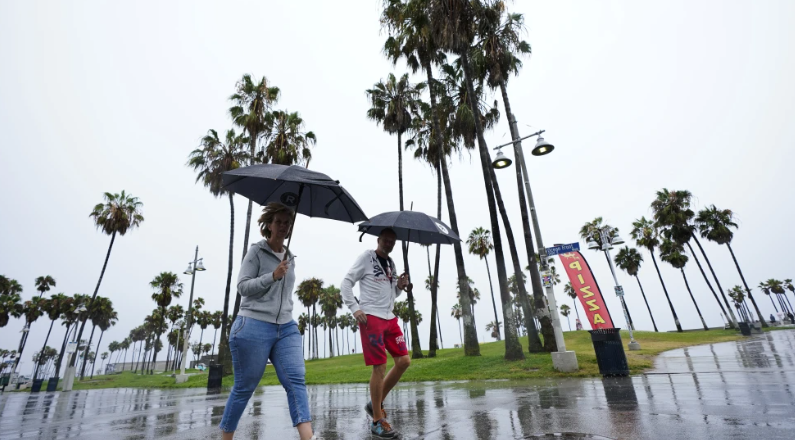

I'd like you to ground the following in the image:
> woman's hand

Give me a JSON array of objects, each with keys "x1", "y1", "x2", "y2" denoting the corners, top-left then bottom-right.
[{"x1": 272, "y1": 260, "x2": 290, "y2": 281}]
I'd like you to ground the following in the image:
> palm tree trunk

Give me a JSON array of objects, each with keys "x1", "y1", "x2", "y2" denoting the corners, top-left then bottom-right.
[
  {"x1": 634, "y1": 276, "x2": 658, "y2": 332},
  {"x1": 484, "y1": 259, "x2": 501, "y2": 341},
  {"x1": 681, "y1": 269, "x2": 708, "y2": 330},
  {"x1": 460, "y1": 52, "x2": 523, "y2": 360},
  {"x1": 725, "y1": 243, "x2": 767, "y2": 327},
  {"x1": 33, "y1": 319, "x2": 55, "y2": 380},
  {"x1": 211, "y1": 328, "x2": 218, "y2": 358},
  {"x1": 783, "y1": 294, "x2": 794, "y2": 314},
  {"x1": 689, "y1": 235, "x2": 738, "y2": 327},
  {"x1": 217, "y1": 193, "x2": 236, "y2": 375},
  {"x1": 134, "y1": 341, "x2": 142, "y2": 373},
  {"x1": 571, "y1": 300, "x2": 581, "y2": 322},
  {"x1": 768, "y1": 294, "x2": 779, "y2": 313},
  {"x1": 313, "y1": 305, "x2": 319, "y2": 359},
  {"x1": 686, "y1": 241, "x2": 733, "y2": 328},
  {"x1": 71, "y1": 231, "x2": 116, "y2": 372},
  {"x1": 233, "y1": 134, "x2": 258, "y2": 319},
  {"x1": 54, "y1": 323, "x2": 72, "y2": 376},
  {"x1": 428, "y1": 162, "x2": 443, "y2": 357},
  {"x1": 498, "y1": 80, "x2": 549, "y2": 353},
  {"x1": 650, "y1": 251, "x2": 682, "y2": 332},
  {"x1": 80, "y1": 324, "x2": 98, "y2": 379},
  {"x1": 91, "y1": 330, "x2": 105, "y2": 378},
  {"x1": 424, "y1": 60, "x2": 479, "y2": 356}
]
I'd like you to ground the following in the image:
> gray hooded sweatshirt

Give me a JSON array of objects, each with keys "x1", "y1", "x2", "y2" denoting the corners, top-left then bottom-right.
[{"x1": 237, "y1": 240, "x2": 295, "y2": 324}]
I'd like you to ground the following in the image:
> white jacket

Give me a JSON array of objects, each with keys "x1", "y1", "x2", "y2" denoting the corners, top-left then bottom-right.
[{"x1": 341, "y1": 250, "x2": 403, "y2": 320}]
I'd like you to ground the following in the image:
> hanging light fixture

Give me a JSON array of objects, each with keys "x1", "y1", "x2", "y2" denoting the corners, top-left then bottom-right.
[
  {"x1": 195, "y1": 258, "x2": 206, "y2": 271},
  {"x1": 184, "y1": 263, "x2": 193, "y2": 275},
  {"x1": 531, "y1": 136, "x2": 555, "y2": 156},
  {"x1": 492, "y1": 149, "x2": 512, "y2": 169}
]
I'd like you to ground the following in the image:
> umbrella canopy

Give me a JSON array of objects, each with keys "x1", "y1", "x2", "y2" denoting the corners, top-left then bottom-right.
[
  {"x1": 358, "y1": 211, "x2": 461, "y2": 245},
  {"x1": 223, "y1": 164, "x2": 367, "y2": 223}
]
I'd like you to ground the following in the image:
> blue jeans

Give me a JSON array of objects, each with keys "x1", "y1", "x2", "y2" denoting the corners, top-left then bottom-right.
[{"x1": 219, "y1": 317, "x2": 311, "y2": 432}]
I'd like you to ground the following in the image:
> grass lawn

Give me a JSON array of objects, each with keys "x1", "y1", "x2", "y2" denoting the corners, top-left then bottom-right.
[{"x1": 50, "y1": 328, "x2": 747, "y2": 391}]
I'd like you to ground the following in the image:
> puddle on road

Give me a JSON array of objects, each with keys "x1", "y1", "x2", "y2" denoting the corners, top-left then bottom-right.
[{"x1": 522, "y1": 434, "x2": 614, "y2": 440}]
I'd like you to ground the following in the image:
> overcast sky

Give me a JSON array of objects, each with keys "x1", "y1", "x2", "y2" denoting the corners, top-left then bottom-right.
[{"x1": 2, "y1": 0, "x2": 794, "y2": 375}]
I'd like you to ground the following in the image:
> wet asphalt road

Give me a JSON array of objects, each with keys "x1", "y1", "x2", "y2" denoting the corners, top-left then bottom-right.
[{"x1": 1, "y1": 330, "x2": 794, "y2": 440}]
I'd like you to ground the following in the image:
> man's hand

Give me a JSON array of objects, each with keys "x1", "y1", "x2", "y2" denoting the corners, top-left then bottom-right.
[
  {"x1": 354, "y1": 310, "x2": 368, "y2": 326},
  {"x1": 272, "y1": 260, "x2": 290, "y2": 281},
  {"x1": 397, "y1": 273, "x2": 409, "y2": 291}
]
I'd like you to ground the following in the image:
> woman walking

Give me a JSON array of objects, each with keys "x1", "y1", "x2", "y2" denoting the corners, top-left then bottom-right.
[{"x1": 220, "y1": 202, "x2": 316, "y2": 440}]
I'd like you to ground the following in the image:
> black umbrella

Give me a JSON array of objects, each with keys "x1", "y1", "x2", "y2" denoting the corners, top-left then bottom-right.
[
  {"x1": 357, "y1": 211, "x2": 461, "y2": 245},
  {"x1": 223, "y1": 164, "x2": 368, "y2": 256}
]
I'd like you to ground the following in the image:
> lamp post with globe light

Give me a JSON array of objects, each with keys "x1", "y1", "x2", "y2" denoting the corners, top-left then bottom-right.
[
  {"x1": 176, "y1": 246, "x2": 206, "y2": 383},
  {"x1": 492, "y1": 129, "x2": 578, "y2": 372},
  {"x1": 587, "y1": 229, "x2": 641, "y2": 350}
]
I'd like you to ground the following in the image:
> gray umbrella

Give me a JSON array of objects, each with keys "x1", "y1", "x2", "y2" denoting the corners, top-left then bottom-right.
[
  {"x1": 357, "y1": 211, "x2": 461, "y2": 245},
  {"x1": 223, "y1": 164, "x2": 368, "y2": 257}
]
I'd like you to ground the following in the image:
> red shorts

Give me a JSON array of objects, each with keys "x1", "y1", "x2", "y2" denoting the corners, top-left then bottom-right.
[{"x1": 359, "y1": 315, "x2": 408, "y2": 366}]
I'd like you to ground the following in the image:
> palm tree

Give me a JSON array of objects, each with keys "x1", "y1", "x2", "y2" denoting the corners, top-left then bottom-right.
[
  {"x1": 784, "y1": 279, "x2": 795, "y2": 314},
  {"x1": 164, "y1": 304, "x2": 184, "y2": 370},
  {"x1": 228, "y1": 74, "x2": 280, "y2": 317},
  {"x1": 34, "y1": 276, "x2": 56, "y2": 299},
  {"x1": 382, "y1": 0, "x2": 481, "y2": 356},
  {"x1": 53, "y1": 294, "x2": 83, "y2": 377},
  {"x1": 298, "y1": 313, "x2": 309, "y2": 359},
  {"x1": 90, "y1": 303, "x2": 117, "y2": 379},
  {"x1": 318, "y1": 285, "x2": 342, "y2": 358},
  {"x1": 659, "y1": 239, "x2": 708, "y2": 331},
  {"x1": 560, "y1": 304, "x2": 572, "y2": 331},
  {"x1": 614, "y1": 247, "x2": 659, "y2": 332},
  {"x1": 0, "y1": 276, "x2": 23, "y2": 328},
  {"x1": 13, "y1": 296, "x2": 44, "y2": 374},
  {"x1": 451, "y1": 303, "x2": 463, "y2": 346},
  {"x1": 758, "y1": 281, "x2": 780, "y2": 314},
  {"x1": 209, "y1": 311, "x2": 222, "y2": 357},
  {"x1": 264, "y1": 110, "x2": 316, "y2": 166},
  {"x1": 695, "y1": 204, "x2": 767, "y2": 327},
  {"x1": 728, "y1": 286, "x2": 752, "y2": 322},
  {"x1": 563, "y1": 282, "x2": 581, "y2": 324},
  {"x1": 108, "y1": 341, "x2": 119, "y2": 366},
  {"x1": 80, "y1": 296, "x2": 116, "y2": 379},
  {"x1": 366, "y1": 72, "x2": 425, "y2": 358},
  {"x1": 652, "y1": 190, "x2": 736, "y2": 328},
  {"x1": 187, "y1": 127, "x2": 249, "y2": 374},
  {"x1": 70, "y1": 191, "x2": 144, "y2": 374},
  {"x1": 467, "y1": 227, "x2": 501, "y2": 341},
  {"x1": 767, "y1": 279, "x2": 792, "y2": 315},
  {"x1": 33, "y1": 293, "x2": 69, "y2": 381},
  {"x1": 296, "y1": 278, "x2": 323, "y2": 359},
  {"x1": 149, "y1": 272, "x2": 182, "y2": 374},
  {"x1": 631, "y1": 217, "x2": 682, "y2": 332},
  {"x1": 119, "y1": 338, "x2": 131, "y2": 370}
]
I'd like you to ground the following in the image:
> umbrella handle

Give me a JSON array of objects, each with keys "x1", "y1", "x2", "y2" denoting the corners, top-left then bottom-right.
[{"x1": 284, "y1": 183, "x2": 305, "y2": 261}]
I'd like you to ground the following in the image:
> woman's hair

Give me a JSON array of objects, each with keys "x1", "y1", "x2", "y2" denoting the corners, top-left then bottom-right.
[{"x1": 258, "y1": 202, "x2": 294, "y2": 238}]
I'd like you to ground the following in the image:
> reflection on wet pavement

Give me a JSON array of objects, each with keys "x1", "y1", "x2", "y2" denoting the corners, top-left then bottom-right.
[{"x1": 2, "y1": 331, "x2": 794, "y2": 439}]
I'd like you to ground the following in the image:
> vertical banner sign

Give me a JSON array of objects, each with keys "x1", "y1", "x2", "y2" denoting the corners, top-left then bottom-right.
[{"x1": 558, "y1": 251, "x2": 614, "y2": 329}]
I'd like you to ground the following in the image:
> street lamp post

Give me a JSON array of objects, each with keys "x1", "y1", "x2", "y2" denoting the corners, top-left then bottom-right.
[
  {"x1": 587, "y1": 229, "x2": 641, "y2": 350},
  {"x1": 176, "y1": 246, "x2": 206, "y2": 384},
  {"x1": 492, "y1": 128, "x2": 578, "y2": 373}
]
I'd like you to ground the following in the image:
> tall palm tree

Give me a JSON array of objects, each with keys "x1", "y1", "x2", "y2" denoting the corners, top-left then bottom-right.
[
  {"x1": 298, "y1": 313, "x2": 309, "y2": 359},
  {"x1": 767, "y1": 279, "x2": 792, "y2": 315},
  {"x1": 70, "y1": 191, "x2": 144, "y2": 373},
  {"x1": 560, "y1": 305, "x2": 571, "y2": 331},
  {"x1": 318, "y1": 285, "x2": 342, "y2": 358},
  {"x1": 652, "y1": 190, "x2": 736, "y2": 328},
  {"x1": 659, "y1": 239, "x2": 708, "y2": 331},
  {"x1": 0, "y1": 276, "x2": 23, "y2": 328},
  {"x1": 784, "y1": 279, "x2": 795, "y2": 314},
  {"x1": 188, "y1": 127, "x2": 249, "y2": 373},
  {"x1": 366, "y1": 72, "x2": 425, "y2": 358},
  {"x1": 228, "y1": 74, "x2": 280, "y2": 319},
  {"x1": 209, "y1": 311, "x2": 222, "y2": 357},
  {"x1": 614, "y1": 246, "x2": 659, "y2": 332},
  {"x1": 54, "y1": 294, "x2": 83, "y2": 377},
  {"x1": 758, "y1": 281, "x2": 780, "y2": 314},
  {"x1": 119, "y1": 338, "x2": 130, "y2": 370},
  {"x1": 451, "y1": 303, "x2": 463, "y2": 346},
  {"x1": 33, "y1": 293, "x2": 69, "y2": 380},
  {"x1": 80, "y1": 296, "x2": 115, "y2": 379},
  {"x1": 164, "y1": 304, "x2": 184, "y2": 369},
  {"x1": 563, "y1": 282, "x2": 581, "y2": 324},
  {"x1": 728, "y1": 286, "x2": 752, "y2": 322},
  {"x1": 13, "y1": 296, "x2": 44, "y2": 374},
  {"x1": 485, "y1": 320, "x2": 502, "y2": 339},
  {"x1": 149, "y1": 272, "x2": 183, "y2": 375},
  {"x1": 382, "y1": 0, "x2": 481, "y2": 355},
  {"x1": 34, "y1": 276, "x2": 56, "y2": 299},
  {"x1": 296, "y1": 278, "x2": 323, "y2": 359},
  {"x1": 631, "y1": 217, "x2": 683, "y2": 332},
  {"x1": 695, "y1": 204, "x2": 767, "y2": 327},
  {"x1": 467, "y1": 227, "x2": 501, "y2": 341},
  {"x1": 90, "y1": 303, "x2": 118, "y2": 379},
  {"x1": 264, "y1": 110, "x2": 316, "y2": 166}
]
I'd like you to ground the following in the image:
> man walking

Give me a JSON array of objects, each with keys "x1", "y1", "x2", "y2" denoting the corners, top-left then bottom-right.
[{"x1": 341, "y1": 228, "x2": 410, "y2": 438}]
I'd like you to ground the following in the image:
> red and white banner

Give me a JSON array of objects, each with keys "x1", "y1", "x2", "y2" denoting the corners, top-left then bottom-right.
[{"x1": 558, "y1": 251, "x2": 614, "y2": 329}]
